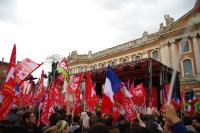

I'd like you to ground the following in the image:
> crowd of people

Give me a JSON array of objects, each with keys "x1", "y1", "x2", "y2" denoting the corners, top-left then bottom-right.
[{"x1": 0, "y1": 103, "x2": 199, "y2": 133}]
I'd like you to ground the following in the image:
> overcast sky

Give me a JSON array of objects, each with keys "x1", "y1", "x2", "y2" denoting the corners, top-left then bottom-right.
[{"x1": 0, "y1": 0, "x2": 196, "y2": 76}]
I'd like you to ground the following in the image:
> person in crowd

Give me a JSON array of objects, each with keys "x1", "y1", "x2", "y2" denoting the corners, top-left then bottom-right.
[
  {"x1": 56, "y1": 120, "x2": 69, "y2": 133},
  {"x1": 21, "y1": 111, "x2": 40, "y2": 133},
  {"x1": 165, "y1": 104, "x2": 188, "y2": 133},
  {"x1": 192, "y1": 116, "x2": 200, "y2": 133},
  {"x1": 103, "y1": 114, "x2": 120, "y2": 133},
  {"x1": 87, "y1": 122, "x2": 109, "y2": 133},
  {"x1": 118, "y1": 119, "x2": 130, "y2": 133},
  {"x1": 69, "y1": 115, "x2": 81, "y2": 133},
  {"x1": 183, "y1": 116, "x2": 196, "y2": 133}
]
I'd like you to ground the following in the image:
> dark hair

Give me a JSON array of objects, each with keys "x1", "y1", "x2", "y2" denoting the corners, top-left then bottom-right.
[
  {"x1": 73, "y1": 115, "x2": 80, "y2": 123},
  {"x1": 183, "y1": 117, "x2": 192, "y2": 126},
  {"x1": 103, "y1": 114, "x2": 113, "y2": 127},
  {"x1": 88, "y1": 122, "x2": 109, "y2": 133},
  {"x1": 129, "y1": 127, "x2": 159, "y2": 133},
  {"x1": 22, "y1": 112, "x2": 33, "y2": 122},
  {"x1": 193, "y1": 116, "x2": 200, "y2": 123},
  {"x1": 118, "y1": 119, "x2": 130, "y2": 133},
  {"x1": 49, "y1": 113, "x2": 61, "y2": 126},
  {"x1": 96, "y1": 111, "x2": 102, "y2": 118}
]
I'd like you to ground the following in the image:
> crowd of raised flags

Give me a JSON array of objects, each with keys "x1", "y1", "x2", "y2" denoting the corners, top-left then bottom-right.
[{"x1": 0, "y1": 44, "x2": 200, "y2": 133}]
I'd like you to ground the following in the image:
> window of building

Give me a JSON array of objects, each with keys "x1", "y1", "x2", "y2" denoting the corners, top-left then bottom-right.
[
  {"x1": 135, "y1": 55, "x2": 141, "y2": 60},
  {"x1": 90, "y1": 65, "x2": 93, "y2": 70},
  {"x1": 183, "y1": 59, "x2": 193, "y2": 76},
  {"x1": 122, "y1": 59, "x2": 128, "y2": 63},
  {"x1": 181, "y1": 40, "x2": 190, "y2": 53},
  {"x1": 2, "y1": 69, "x2": 7, "y2": 76},
  {"x1": 102, "y1": 63, "x2": 105, "y2": 68},
  {"x1": 152, "y1": 51, "x2": 159, "y2": 60},
  {"x1": 111, "y1": 61, "x2": 116, "y2": 66},
  {"x1": 93, "y1": 64, "x2": 97, "y2": 70}
]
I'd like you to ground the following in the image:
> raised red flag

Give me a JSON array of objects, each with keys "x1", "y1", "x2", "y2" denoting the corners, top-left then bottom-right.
[
  {"x1": 15, "y1": 58, "x2": 41, "y2": 85},
  {"x1": 124, "y1": 98, "x2": 136, "y2": 121},
  {"x1": 67, "y1": 73, "x2": 83, "y2": 94},
  {"x1": 1, "y1": 44, "x2": 16, "y2": 96},
  {"x1": 181, "y1": 88, "x2": 185, "y2": 110},
  {"x1": 35, "y1": 70, "x2": 45, "y2": 101},
  {"x1": 101, "y1": 94, "x2": 113, "y2": 114},
  {"x1": 72, "y1": 89, "x2": 82, "y2": 114},
  {"x1": 130, "y1": 83, "x2": 145, "y2": 105},
  {"x1": 85, "y1": 72, "x2": 98, "y2": 112},
  {"x1": 41, "y1": 89, "x2": 54, "y2": 125},
  {"x1": 0, "y1": 44, "x2": 16, "y2": 120}
]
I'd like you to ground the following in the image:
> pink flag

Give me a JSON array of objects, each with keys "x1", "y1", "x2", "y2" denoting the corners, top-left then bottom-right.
[{"x1": 15, "y1": 58, "x2": 41, "y2": 85}]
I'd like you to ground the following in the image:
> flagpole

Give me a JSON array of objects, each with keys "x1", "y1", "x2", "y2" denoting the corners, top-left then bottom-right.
[{"x1": 167, "y1": 70, "x2": 177, "y2": 105}]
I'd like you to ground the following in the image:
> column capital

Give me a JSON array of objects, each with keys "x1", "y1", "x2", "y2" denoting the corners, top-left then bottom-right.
[
  {"x1": 191, "y1": 33, "x2": 198, "y2": 38},
  {"x1": 168, "y1": 39, "x2": 176, "y2": 44}
]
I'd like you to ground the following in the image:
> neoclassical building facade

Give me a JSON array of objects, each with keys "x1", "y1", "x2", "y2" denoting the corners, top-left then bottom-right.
[{"x1": 67, "y1": 7, "x2": 200, "y2": 97}]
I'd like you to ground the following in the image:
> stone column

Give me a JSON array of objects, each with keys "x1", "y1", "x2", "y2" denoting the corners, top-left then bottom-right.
[
  {"x1": 164, "y1": 44, "x2": 171, "y2": 67},
  {"x1": 192, "y1": 34, "x2": 200, "y2": 74},
  {"x1": 170, "y1": 40, "x2": 179, "y2": 71}
]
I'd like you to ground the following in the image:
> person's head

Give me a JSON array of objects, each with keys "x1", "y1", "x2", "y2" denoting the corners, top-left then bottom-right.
[
  {"x1": 103, "y1": 114, "x2": 113, "y2": 127},
  {"x1": 49, "y1": 113, "x2": 61, "y2": 126},
  {"x1": 73, "y1": 115, "x2": 80, "y2": 124},
  {"x1": 43, "y1": 126, "x2": 57, "y2": 133},
  {"x1": 183, "y1": 116, "x2": 192, "y2": 126},
  {"x1": 118, "y1": 119, "x2": 130, "y2": 133},
  {"x1": 192, "y1": 116, "x2": 200, "y2": 128},
  {"x1": 88, "y1": 122, "x2": 109, "y2": 133},
  {"x1": 56, "y1": 120, "x2": 69, "y2": 133},
  {"x1": 23, "y1": 112, "x2": 36, "y2": 125}
]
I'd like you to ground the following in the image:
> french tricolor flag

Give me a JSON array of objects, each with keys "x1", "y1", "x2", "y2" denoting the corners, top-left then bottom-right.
[{"x1": 101, "y1": 66, "x2": 121, "y2": 114}]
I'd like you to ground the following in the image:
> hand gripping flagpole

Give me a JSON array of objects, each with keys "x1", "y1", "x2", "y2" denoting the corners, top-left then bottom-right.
[{"x1": 167, "y1": 70, "x2": 177, "y2": 105}]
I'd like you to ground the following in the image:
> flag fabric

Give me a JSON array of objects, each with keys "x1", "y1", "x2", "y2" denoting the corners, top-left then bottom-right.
[
  {"x1": 124, "y1": 98, "x2": 136, "y2": 121},
  {"x1": 113, "y1": 82, "x2": 132, "y2": 105},
  {"x1": 112, "y1": 104, "x2": 121, "y2": 121},
  {"x1": 172, "y1": 95, "x2": 180, "y2": 110},
  {"x1": 35, "y1": 70, "x2": 45, "y2": 101},
  {"x1": 162, "y1": 83, "x2": 170, "y2": 101},
  {"x1": 101, "y1": 94, "x2": 113, "y2": 114},
  {"x1": 0, "y1": 44, "x2": 16, "y2": 120},
  {"x1": 189, "y1": 90, "x2": 196, "y2": 102},
  {"x1": 130, "y1": 83, "x2": 145, "y2": 105},
  {"x1": 1, "y1": 44, "x2": 16, "y2": 96},
  {"x1": 72, "y1": 89, "x2": 82, "y2": 114},
  {"x1": 181, "y1": 88, "x2": 185, "y2": 110},
  {"x1": 40, "y1": 88, "x2": 54, "y2": 125},
  {"x1": 0, "y1": 96, "x2": 13, "y2": 120},
  {"x1": 104, "y1": 65, "x2": 121, "y2": 103},
  {"x1": 101, "y1": 66, "x2": 121, "y2": 114},
  {"x1": 15, "y1": 58, "x2": 41, "y2": 85},
  {"x1": 85, "y1": 72, "x2": 98, "y2": 112},
  {"x1": 57, "y1": 58, "x2": 70, "y2": 83},
  {"x1": 67, "y1": 73, "x2": 83, "y2": 94}
]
